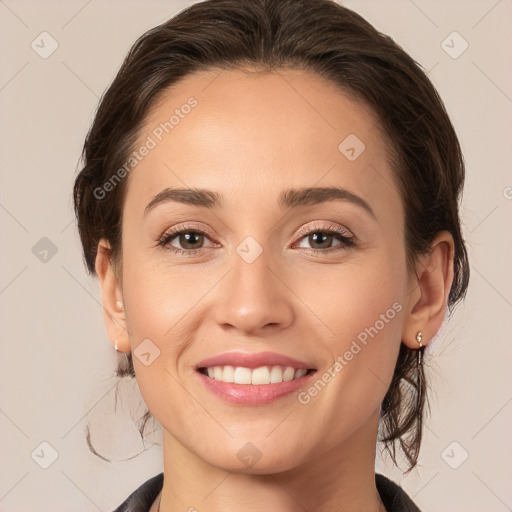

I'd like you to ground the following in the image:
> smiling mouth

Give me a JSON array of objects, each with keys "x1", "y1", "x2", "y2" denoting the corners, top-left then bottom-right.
[{"x1": 197, "y1": 365, "x2": 316, "y2": 385}]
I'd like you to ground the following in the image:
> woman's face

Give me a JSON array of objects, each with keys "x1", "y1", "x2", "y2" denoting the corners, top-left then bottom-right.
[{"x1": 116, "y1": 68, "x2": 416, "y2": 473}]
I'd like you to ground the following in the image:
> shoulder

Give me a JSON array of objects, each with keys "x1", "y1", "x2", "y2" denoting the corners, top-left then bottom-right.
[
  {"x1": 376, "y1": 473, "x2": 422, "y2": 512},
  {"x1": 111, "y1": 473, "x2": 164, "y2": 512}
]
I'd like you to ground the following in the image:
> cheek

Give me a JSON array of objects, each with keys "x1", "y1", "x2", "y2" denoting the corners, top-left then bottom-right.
[
  {"x1": 288, "y1": 248, "x2": 407, "y2": 409},
  {"x1": 292, "y1": 252, "x2": 407, "y2": 348},
  {"x1": 119, "y1": 250, "x2": 222, "y2": 410},
  {"x1": 287, "y1": 275, "x2": 406, "y2": 452},
  {"x1": 122, "y1": 251, "x2": 213, "y2": 342}
]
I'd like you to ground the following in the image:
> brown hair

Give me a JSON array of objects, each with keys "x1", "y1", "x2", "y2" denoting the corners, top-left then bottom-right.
[{"x1": 74, "y1": 0, "x2": 469, "y2": 472}]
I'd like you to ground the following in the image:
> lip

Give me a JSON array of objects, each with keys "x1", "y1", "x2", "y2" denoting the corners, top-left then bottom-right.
[
  {"x1": 195, "y1": 351, "x2": 314, "y2": 370},
  {"x1": 195, "y1": 351, "x2": 317, "y2": 405},
  {"x1": 196, "y1": 371, "x2": 316, "y2": 405}
]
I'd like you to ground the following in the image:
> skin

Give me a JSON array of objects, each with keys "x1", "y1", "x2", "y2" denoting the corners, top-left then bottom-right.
[{"x1": 95, "y1": 68, "x2": 454, "y2": 512}]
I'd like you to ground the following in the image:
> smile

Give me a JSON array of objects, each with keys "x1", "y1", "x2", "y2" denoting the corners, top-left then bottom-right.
[
  {"x1": 195, "y1": 351, "x2": 317, "y2": 405},
  {"x1": 198, "y1": 365, "x2": 312, "y2": 385}
]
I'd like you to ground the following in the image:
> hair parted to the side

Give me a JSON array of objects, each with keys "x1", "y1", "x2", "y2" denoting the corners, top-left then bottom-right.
[{"x1": 74, "y1": 0, "x2": 469, "y2": 472}]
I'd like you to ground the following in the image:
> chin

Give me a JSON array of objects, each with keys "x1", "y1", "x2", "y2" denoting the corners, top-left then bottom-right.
[
  {"x1": 209, "y1": 451, "x2": 304, "y2": 475},
  {"x1": 194, "y1": 436, "x2": 309, "y2": 475}
]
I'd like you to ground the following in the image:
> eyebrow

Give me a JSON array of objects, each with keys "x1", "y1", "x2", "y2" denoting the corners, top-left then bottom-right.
[{"x1": 144, "y1": 186, "x2": 375, "y2": 219}]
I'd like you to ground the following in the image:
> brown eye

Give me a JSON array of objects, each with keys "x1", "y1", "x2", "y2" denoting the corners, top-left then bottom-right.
[
  {"x1": 175, "y1": 231, "x2": 205, "y2": 249},
  {"x1": 295, "y1": 227, "x2": 354, "y2": 251},
  {"x1": 157, "y1": 226, "x2": 218, "y2": 254},
  {"x1": 307, "y1": 232, "x2": 335, "y2": 249}
]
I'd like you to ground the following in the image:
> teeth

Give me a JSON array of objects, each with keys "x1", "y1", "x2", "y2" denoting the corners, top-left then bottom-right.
[
  {"x1": 270, "y1": 365, "x2": 283, "y2": 383},
  {"x1": 203, "y1": 365, "x2": 309, "y2": 385},
  {"x1": 222, "y1": 365, "x2": 235, "y2": 383},
  {"x1": 283, "y1": 367, "x2": 295, "y2": 381},
  {"x1": 214, "y1": 366, "x2": 223, "y2": 380},
  {"x1": 251, "y1": 366, "x2": 270, "y2": 385},
  {"x1": 294, "y1": 368, "x2": 307, "y2": 379},
  {"x1": 234, "y1": 367, "x2": 252, "y2": 384}
]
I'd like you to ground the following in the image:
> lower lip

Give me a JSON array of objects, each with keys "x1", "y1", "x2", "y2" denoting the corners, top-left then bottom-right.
[{"x1": 197, "y1": 371, "x2": 315, "y2": 405}]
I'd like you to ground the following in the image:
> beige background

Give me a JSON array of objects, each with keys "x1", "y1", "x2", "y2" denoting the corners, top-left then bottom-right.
[{"x1": 1, "y1": 1, "x2": 511, "y2": 511}]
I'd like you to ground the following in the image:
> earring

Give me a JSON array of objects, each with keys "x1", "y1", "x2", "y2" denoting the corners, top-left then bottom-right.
[
  {"x1": 116, "y1": 301, "x2": 124, "y2": 310},
  {"x1": 415, "y1": 331, "x2": 424, "y2": 404},
  {"x1": 416, "y1": 331, "x2": 423, "y2": 365},
  {"x1": 114, "y1": 339, "x2": 119, "y2": 351}
]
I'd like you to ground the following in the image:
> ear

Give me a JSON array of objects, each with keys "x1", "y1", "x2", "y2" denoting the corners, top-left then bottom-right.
[
  {"x1": 95, "y1": 238, "x2": 130, "y2": 352},
  {"x1": 402, "y1": 231, "x2": 455, "y2": 350}
]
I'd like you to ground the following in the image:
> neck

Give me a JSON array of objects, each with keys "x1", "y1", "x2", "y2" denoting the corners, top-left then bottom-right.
[{"x1": 157, "y1": 409, "x2": 385, "y2": 512}]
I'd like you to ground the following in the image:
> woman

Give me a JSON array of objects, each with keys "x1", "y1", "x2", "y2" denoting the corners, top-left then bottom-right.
[{"x1": 73, "y1": 0, "x2": 469, "y2": 510}]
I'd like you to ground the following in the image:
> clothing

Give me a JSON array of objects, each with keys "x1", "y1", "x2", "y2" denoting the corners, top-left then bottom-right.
[{"x1": 112, "y1": 472, "x2": 421, "y2": 511}]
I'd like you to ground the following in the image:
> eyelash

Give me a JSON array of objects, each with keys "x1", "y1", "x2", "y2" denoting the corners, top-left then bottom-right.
[{"x1": 156, "y1": 222, "x2": 355, "y2": 256}]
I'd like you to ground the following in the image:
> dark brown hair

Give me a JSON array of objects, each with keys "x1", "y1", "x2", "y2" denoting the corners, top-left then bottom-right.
[{"x1": 74, "y1": 0, "x2": 469, "y2": 472}]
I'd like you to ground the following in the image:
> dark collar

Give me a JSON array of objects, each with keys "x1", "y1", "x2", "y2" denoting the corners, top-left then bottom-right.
[
  {"x1": 112, "y1": 472, "x2": 421, "y2": 512},
  {"x1": 375, "y1": 473, "x2": 421, "y2": 511}
]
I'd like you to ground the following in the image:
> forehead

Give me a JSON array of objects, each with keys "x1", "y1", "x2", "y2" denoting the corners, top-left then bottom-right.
[
  {"x1": 124, "y1": 68, "x2": 400, "y2": 218},
  {"x1": 142, "y1": 67, "x2": 381, "y2": 153}
]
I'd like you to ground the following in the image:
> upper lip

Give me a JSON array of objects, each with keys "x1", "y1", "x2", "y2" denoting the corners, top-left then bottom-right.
[{"x1": 196, "y1": 351, "x2": 315, "y2": 370}]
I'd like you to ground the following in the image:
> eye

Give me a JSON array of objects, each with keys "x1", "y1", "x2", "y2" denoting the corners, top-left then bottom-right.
[
  {"x1": 293, "y1": 223, "x2": 355, "y2": 252},
  {"x1": 156, "y1": 222, "x2": 355, "y2": 256},
  {"x1": 156, "y1": 224, "x2": 218, "y2": 255}
]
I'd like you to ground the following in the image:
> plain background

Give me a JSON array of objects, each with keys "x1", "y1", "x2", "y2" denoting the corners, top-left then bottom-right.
[{"x1": 0, "y1": 1, "x2": 511, "y2": 511}]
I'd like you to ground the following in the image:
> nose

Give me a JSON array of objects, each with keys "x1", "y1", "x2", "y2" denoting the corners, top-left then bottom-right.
[{"x1": 213, "y1": 247, "x2": 295, "y2": 336}]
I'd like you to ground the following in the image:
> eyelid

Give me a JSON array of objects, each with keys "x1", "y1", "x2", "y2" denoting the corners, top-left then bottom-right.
[
  {"x1": 292, "y1": 222, "x2": 355, "y2": 244},
  {"x1": 158, "y1": 222, "x2": 216, "y2": 239},
  {"x1": 156, "y1": 221, "x2": 356, "y2": 254},
  {"x1": 155, "y1": 222, "x2": 220, "y2": 249}
]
